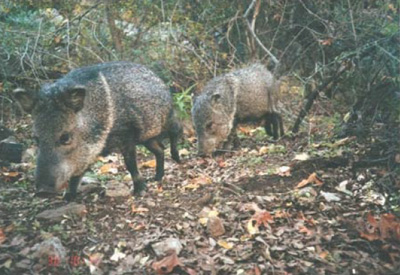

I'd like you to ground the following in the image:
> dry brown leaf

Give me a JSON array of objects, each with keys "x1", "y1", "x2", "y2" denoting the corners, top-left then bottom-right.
[
  {"x1": 296, "y1": 172, "x2": 323, "y2": 188},
  {"x1": 131, "y1": 204, "x2": 149, "y2": 214},
  {"x1": 141, "y1": 159, "x2": 156, "y2": 168},
  {"x1": 380, "y1": 213, "x2": 400, "y2": 240},
  {"x1": 0, "y1": 228, "x2": 6, "y2": 244},
  {"x1": 395, "y1": 153, "x2": 400, "y2": 164},
  {"x1": 319, "y1": 251, "x2": 329, "y2": 259},
  {"x1": 99, "y1": 163, "x2": 118, "y2": 174},
  {"x1": 367, "y1": 212, "x2": 378, "y2": 229},
  {"x1": 191, "y1": 175, "x2": 212, "y2": 186},
  {"x1": 252, "y1": 211, "x2": 274, "y2": 227},
  {"x1": 276, "y1": 166, "x2": 291, "y2": 177},
  {"x1": 360, "y1": 232, "x2": 380, "y2": 241},
  {"x1": 2, "y1": 171, "x2": 19, "y2": 178},
  {"x1": 217, "y1": 160, "x2": 227, "y2": 168},
  {"x1": 319, "y1": 38, "x2": 333, "y2": 46},
  {"x1": 274, "y1": 210, "x2": 290, "y2": 219},
  {"x1": 152, "y1": 251, "x2": 182, "y2": 274},
  {"x1": 217, "y1": 240, "x2": 234, "y2": 250},
  {"x1": 237, "y1": 126, "x2": 252, "y2": 135},
  {"x1": 299, "y1": 226, "x2": 313, "y2": 236}
]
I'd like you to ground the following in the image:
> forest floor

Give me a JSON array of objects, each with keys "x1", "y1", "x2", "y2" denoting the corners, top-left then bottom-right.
[{"x1": 1, "y1": 93, "x2": 400, "y2": 275}]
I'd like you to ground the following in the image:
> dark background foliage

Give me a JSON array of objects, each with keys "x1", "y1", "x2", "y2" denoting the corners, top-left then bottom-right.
[{"x1": 0, "y1": 0, "x2": 399, "y2": 131}]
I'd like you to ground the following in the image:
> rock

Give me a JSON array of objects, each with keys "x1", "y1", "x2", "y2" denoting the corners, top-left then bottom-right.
[
  {"x1": 36, "y1": 203, "x2": 87, "y2": 222},
  {"x1": 151, "y1": 238, "x2": 183, "y2": 257},
  {"x1": 78, "y1": 177, "x2": 102, "y2": 195},
  {"x1": 32, "y1": 237, "x2": 66, "y2": 266},
  {"x1": 207, "y1": 216, "x2": 225, "y2": 237},
  {"x1": 21, "y1": 147, "x2": 37, "y2": 163},
  {"x1": 105, "y1": 181, "x2": 131, "y2": 198}
]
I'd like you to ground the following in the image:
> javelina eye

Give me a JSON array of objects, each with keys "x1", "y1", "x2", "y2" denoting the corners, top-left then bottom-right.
[{"x1": 59, "y1": 133, "x2": 72, "y2": 145}]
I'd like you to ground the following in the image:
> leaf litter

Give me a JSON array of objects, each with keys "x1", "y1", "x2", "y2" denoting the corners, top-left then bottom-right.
[{"x1": 1, "y1": 124, "x2": 400, "y2": 274}]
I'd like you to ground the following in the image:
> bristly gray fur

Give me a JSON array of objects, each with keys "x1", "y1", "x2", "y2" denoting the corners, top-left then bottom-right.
[
  {"x1": 14, "y1": 61, "x2": 182, "y2": 198},
  {"x1": 192, "y1": 63, "x2": 282, "y2": 156}
]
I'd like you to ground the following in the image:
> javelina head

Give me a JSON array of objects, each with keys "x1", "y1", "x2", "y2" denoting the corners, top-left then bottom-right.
[
  {"x1": 14, "y1": 81, "x2": 110, "y2": 196},
  {"x1": 192, "y1": 77, "x2": 237, "y2": 156}
]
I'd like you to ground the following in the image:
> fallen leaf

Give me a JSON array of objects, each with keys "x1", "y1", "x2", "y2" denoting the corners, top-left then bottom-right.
[
  {"x1": 276, "y1": 166, "x2": 291, "y2": 177},
  {"x1": 131, "y1": 205, "x2": 149, "y2": 214},
  {"x1": 319, "y1": 251, "x2": 329, "y2": 259},
  {"x1": 99, "y1": 163, "x2": 118, "y2": 174},
  {"x1": 360, "y1": 232, "x2": 380, "y2": 241},
  {"x1": 319, "y1": 37, "x2": 333, "y2": 46},
  {"x1": 293, "y1": 153, "x2": 310, "y2": 161},
  {"x1": 178, "y1": 148, "x2": 190, "y2": 156},
  {"x1": 141, "y1": 159, "x2": 156, "y2": 168},
  {"x1": 274, "y1": 210, "x2": 290, "y2": 218},
  {"x1": 367, "y1": 212, "x2": 378, "y2": 229},
  {"x1": 110, "y1": 248, "x2": 126, "y2": 262},
  {"x1": 252, "y1": 211, "x2": 274, "y2": 227},
  {"x1": 152, "y1": 252, "x2": 182, "y2": 274},
  {"x1": 89, "y1": 252, "x2": 104, "y2": 266},
  {"x1": 2, "y1": 171, "x2": 19, "y2": 178},
  {"x1": 299, "y1": 226, "x2": 313, "y2": 236},
  {"x1": 191, "y1": 175, "x2": 212, "y2": 186},
  {"x1": 258, "y1": 146, "x2": 269, "y2": 155},
  {"x1": 296, "y1": 172, "x2": 323, "y2": 188},
  {"x1": 320, "y1": 191, "x2": 341, "y2": 202},
  {"x1": 217, "y1": 240, "x2": 234, "y2": 250},
  {"x1": 0, "y1": 228, "x2": 6, "y2": 244}
]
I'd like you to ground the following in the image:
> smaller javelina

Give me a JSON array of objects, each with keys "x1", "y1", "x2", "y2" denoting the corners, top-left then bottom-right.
[
  {"x1": 192, "y1": 64, "x2": 283, "y2": 156},
  {"x1": 14, "y1": 61, "x2": 181, "y2": 199}
]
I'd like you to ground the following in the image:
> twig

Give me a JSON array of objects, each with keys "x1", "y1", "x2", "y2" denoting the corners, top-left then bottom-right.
[
  {"x1": 346, "y1": 0, "x2": 358, "y2": 44},
  {"x1": 243, "y1": 1, "x2": 279, "y2": 66}
]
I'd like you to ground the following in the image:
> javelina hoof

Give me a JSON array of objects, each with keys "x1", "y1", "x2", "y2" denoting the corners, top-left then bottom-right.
[
  {"x1": 132, "y1": 179, "x2": 147, "y2": 196},
  {"x1": 171, "y1": 153, "x2": 181, "y2": 164},
  {"x1": 63, "y1": 193, "x2": 76, "y2": 202}
]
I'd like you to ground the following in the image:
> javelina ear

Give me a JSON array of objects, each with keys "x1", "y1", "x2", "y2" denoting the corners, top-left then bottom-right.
[
  {"x1": 211, "y1": 93, "x2": 222, "y2": 106},
  {"x1": 13, "y1": 88, "x2": 37, "y2": 113},
  {"x1": 63, "y1": 86, "x2": 86, "y2": 112}
]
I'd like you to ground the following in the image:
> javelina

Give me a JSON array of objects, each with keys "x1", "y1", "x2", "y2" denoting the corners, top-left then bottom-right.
[
  {"x1": 14, "y1": 61, "x2": 181, "y2": 199},
  {"x1": 192, "y1": 64, "x2": 283, "y2": 156}
]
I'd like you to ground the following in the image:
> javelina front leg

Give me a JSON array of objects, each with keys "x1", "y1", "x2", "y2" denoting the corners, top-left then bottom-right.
[
  {"x1": 64, "y1": 175, "x2": 83, "y2": 201},
  {"x1": 144, "y1": 139, "x2": 165, "y2": 181},
  {"x1": 122, "y1": 143, "x2": 145, "y2": 195},
  {"x1": 277, "y1": 113, "x2": 284, "y2": 137},
  {"x1": 265, "y1": 113, "x2": 280, "y2": 140},
  {"x1": 222, "y1": 124, "x2": 240, "y2": 150}
]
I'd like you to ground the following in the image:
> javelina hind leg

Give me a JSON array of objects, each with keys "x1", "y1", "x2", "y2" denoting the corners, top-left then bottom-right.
[
  {"x1": 264, "y1": 113, "x2": 273, "y2": 137},
  {"x1": 277, "y1": 113, "x2": 284, "y2": 137},
  {"x1": 265, "y1": 113, "x2": 279, "y2": 140},
  {"x1": 169, "y1": 125, "x2": 181, "y2": 163},
  {"x1": 122, "y1": 143, "x2": 146, "y2": 195},
  {"x1": 64, "y1": 175, "x2": 83, "y2": 201},
  {"x1": 144, "y1": 139, "x2": 165, "y2": 182}
]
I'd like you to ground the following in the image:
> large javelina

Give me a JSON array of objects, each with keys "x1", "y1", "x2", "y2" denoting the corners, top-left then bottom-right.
[
  {"x1": 14, "y1": 61, "x2": 181, "y2": 199},
  {"x1": 192, "y1": 64, "x2": 283, "y2": 156}
]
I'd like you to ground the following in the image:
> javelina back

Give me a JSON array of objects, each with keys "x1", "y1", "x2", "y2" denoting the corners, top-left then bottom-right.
[
  {"x1": 14, "y1": 61, "x2": 181, "y2": 199},
  {"x1": 192, "y1": 64, "x2": 283, "y2": 156}
]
